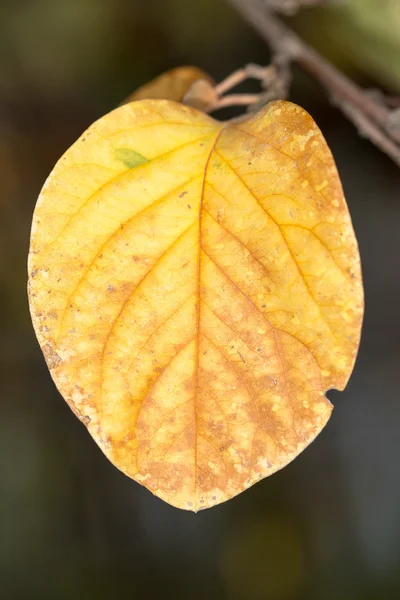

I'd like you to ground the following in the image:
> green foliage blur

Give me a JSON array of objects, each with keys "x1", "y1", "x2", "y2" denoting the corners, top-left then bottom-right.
[
  {"x1": 1, "y1": 1, "x2": 400, "y2": 599},
  {"x1": 293, "y1": 0, "x2": 400, "y2": 91}
]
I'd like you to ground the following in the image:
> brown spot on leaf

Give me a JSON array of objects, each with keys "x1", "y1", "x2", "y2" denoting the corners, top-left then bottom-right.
[{"x1": 42, "y1": 342, "x2": 62, "y2": 369}]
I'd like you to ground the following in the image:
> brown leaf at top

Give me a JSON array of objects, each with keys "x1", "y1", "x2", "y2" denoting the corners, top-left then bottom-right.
[
  {"x1": 122, "y1": 66, "x2": 215, "y2": 106},
  {"x1": 28, "y1": 99, "x2": 363, "y2": 511}
]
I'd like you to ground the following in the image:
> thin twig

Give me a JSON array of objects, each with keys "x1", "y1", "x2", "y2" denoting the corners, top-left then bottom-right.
[
  {"x1": 209, "y1": 61, "x2": 291, "y2": 115},
  {"x1": 208, "y1": 93, "x2": 262, "y2": 111},
  {"x1": 227, "y1": 0, "x2": 400, "y2": 167},
  {"x1": 340, "y1": 102, "x2": 400, "y2": 167},
  {"x1": 214, "y1": 64, "x2": 274, "y2": 96}
]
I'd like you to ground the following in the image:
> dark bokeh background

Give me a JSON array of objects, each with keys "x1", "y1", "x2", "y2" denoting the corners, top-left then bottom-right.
[{"x1": 1, "y1": 1, "x2": 400, "y2": 599}]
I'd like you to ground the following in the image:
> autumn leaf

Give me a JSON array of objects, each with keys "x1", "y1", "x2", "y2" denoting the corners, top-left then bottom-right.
[{"x1": 28, "y1": 99, "x2": 363, "y2": 511}]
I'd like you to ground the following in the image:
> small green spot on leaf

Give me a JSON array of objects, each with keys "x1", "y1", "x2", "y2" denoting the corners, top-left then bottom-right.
[{"x1": 115, "y1": 148, "x2": 148, "y2": 169}]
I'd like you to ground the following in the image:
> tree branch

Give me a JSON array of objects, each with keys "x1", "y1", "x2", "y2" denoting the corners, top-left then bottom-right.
[{"x1": 227, "y1": 0, "x2": 400, "y2": 167}]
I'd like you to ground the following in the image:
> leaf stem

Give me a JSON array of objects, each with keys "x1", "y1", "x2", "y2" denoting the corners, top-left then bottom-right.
[
  {"x1": 208, "y1": 93, "x2": 261, "y2": 112},
  {"x1": 214, "y1": 64, "x2": 274, "y2": 96}
]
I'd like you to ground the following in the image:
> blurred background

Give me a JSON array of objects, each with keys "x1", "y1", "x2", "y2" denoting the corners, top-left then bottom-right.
[{"x1": 1, "y1": 1, "x2": 400, "y2": 598}]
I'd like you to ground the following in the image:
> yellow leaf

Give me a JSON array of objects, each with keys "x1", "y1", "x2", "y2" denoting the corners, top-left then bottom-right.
[
  {"x1": 28, "y1": 99, "x2": 363, "y2": 511},
  {"x1": 122, "y1": 66, "x2": 215, "y2": 105}
]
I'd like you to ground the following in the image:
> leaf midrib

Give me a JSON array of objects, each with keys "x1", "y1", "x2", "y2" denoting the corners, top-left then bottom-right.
[{"x1": 193, "y1": 123, "x2": 225, "y2": 508}]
